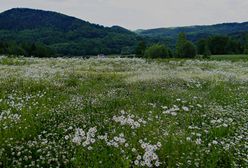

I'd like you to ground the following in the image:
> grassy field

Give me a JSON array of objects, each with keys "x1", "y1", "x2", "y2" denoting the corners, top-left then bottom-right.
[
  {"x1": 210, "y1": 54, "x2": 248, "y2": 61},
  {"x1": 0, "y1": 56, "x2": 247, "y2": 167}
]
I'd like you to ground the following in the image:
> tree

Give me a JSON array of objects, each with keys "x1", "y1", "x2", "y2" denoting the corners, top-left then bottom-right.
[
  {"x1": 225, "y1": 39, "x2": 242, "y2": 54},
  {"x1": 197, "y1": 39, "x2": 207, "y2": 55},
  {"x1": 135, "y1": 41, "x2": 146, "y2": 57},
  {"x1": 176, "y1": 32, "x2": 187, "y2": 57},
  {"x1": 0, "y1": 41, "x2": 5, "y2": 54},
  {"x1": 144, "y1": 44, "x2": 169, "y2": 59},
  {"x1": 176, "y1": 33, "x2": 197, "y2": 58},
  {"x1": 203, "y1": 44, "x2": 211, "y2": 58},
  {"x1": 208, "y1": 36, "x2": 229, "y2": 54},
  {"x1": 244, "y1": 34, "x2": 248, "y2": 55},
  {"x1": 32, "y1": 43, "x2": 54, "y2": 57},
  {"x1": 121, "y1": 46, "x2": 132, "y2": 55},
  {"x1": 181, "y1": 41, "x2": 197, "y2": 58}
]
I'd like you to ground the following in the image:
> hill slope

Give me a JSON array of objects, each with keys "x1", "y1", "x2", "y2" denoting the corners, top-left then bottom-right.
[
  {"x1": 0, "y1": 8, "x2": 138, "y2": 56},
  {"x1": 137, "y1": 22, "x2": 248, "y2": 43}
]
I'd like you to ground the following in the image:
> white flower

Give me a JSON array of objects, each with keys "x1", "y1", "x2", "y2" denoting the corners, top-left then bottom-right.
[
  {"x1": 65, "y1": 135, "x2": 70, "y2": 140},
  {"x1": 182, "y1": 106, "x2": 189, "y2": 111},
  {"x1": 186, "y1": 137, "x2": 191, "y2": 141},
  {"x1": 134, "y1": 160, "x2": 139, "y2": 165},
  {"x1": 212, "y1": 140, "x2": 218, "y2": 145},
  {"x1": 196, "y1": 138, "x2": 202, "y2": 145}
]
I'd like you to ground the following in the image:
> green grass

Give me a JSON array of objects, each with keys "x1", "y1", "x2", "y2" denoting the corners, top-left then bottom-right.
[
  {"x1": 0, "y1": 56, "x2": 247, "y2": 167},
  {"x1": 210, "y1": 54, "x2": 248, "y2": 61}
]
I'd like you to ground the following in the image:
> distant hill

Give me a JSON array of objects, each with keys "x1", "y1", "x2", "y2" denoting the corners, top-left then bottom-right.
[
  {"x1": 136, "y1": 22, "x2": 248, "y2": 45},
  {"x1": 0, "y1": 8, "x2": 138, "y2": 56}
]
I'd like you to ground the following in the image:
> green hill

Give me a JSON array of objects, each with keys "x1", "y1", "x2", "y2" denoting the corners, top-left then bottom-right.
[
  {"x1": 0, "y1": 8, "x2": 138, "y2": 56},
  {"x1": 137, "y1": 22, "x2": 248, "y2": 45}
]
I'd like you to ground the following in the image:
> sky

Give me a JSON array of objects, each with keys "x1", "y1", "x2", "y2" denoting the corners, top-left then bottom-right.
[{"x1": 0, "y1": 0, "x2": 248, "y2": 30}]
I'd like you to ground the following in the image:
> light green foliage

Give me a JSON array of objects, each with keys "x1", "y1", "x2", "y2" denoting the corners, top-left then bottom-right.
[
  {"x1": 144, "y1": 44, "x2": 169, "y2": 58},
  {"x1": 0, "y1": 56, "x2": 247, "y2": 167}
]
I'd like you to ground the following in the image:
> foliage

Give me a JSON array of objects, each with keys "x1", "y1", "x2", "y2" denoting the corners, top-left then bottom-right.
[
  {"x1": 181, "y1": 41, "x2": 197, "y2": 58},
  {"x1": 144, "y1": 44, "x2": 169, "y2": 58},
  {"x1": 137, "y1": 22, "x2": 248, "y2": 42},
  {"x1": 244, "y1": 34, "x2": 248, "y2": 54},
  {"x1": 0, "y1": 8, "x2": 247, "y2": 57},
  {"x1": 244, "y1": 49, "x2": 248, "y2": 55},
  {"x1": 176, "y1": 33, "x2": 187, "y2": 57},
  {"x1": 197, "y1": 36, "x2": 243, "y2": 56},
  {"x1": 135, "y1": 41, "x2": 147, "y2": 57},
  {"x1": 0, "y1": 41, "x2": 55, "y2": 57},
  {"x1": 176, "y1": 33, "x2": 197, "y2": 58},
  {"x1": 0, "y1": 8, "x2": 138, "y2": 56}
]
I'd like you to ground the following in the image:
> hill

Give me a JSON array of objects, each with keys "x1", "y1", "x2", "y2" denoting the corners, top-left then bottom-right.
[
  {"x1": 0, "y1": 8, "x2": 138, "y2": 56},
  {"x1": 137, "y1": 22, "x2": 248, "y2": 45}
]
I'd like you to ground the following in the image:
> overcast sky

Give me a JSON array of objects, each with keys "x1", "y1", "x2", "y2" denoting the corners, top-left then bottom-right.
[{"x1": 0, "y1": 0, "x2": 248, "y2": 30}]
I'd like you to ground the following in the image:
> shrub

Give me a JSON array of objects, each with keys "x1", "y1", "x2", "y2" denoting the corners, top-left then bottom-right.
[
  {"x1": 144, "y1": 44, "x2": 169, "y2": 59},
  {"x1": 181, "y1": 41, "x2": 197, "y2": 58},
  {"x1": 176, "y1": 33, "x2": 197, "y2": 58},
  {"x1": 244, "y1": 48, "x2": 248, "y2": 55}
]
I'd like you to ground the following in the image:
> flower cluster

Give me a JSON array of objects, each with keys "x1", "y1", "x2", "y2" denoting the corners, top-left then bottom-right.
[
  {"x1": 134, "y1": 140, "x2": 161, "y2": 167},
  {"x1": 113, "y1": 110, "x2": 146, "y2": 129},
  {"x1": 72, "y1": 127, "x2": 97, "y2": 149}
]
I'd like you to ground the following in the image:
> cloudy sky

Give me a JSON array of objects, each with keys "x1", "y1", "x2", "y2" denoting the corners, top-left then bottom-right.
[{"x1": 0, "y1": 0, "x2": 248, "y2": 30}]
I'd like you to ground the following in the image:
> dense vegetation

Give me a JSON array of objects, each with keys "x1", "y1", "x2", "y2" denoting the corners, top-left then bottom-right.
[
  {"x1": 137, "y1": 22, "x2": 248, "y2": 42},
  {"x1": 0, "y1": 8, "x2": 247, "y2": 58},
  {"x1": 0, "y1": 42, "x2": 54, "y2": 57},
  {"x1": 0, "y1": 56, "x2": 247, "y2": 167},
  {"x1": 0, "y1": 8, "x2": 138, "y2": 56}
]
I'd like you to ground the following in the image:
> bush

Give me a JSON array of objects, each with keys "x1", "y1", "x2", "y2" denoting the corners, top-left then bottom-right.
[
  {"x1": 244, "y1": 48, "x2": 248, "y2": 55},
  {"x1": 203, "y1": 45, "x2": 211, "y2": 59},
  {"x1": 181, "y1": 41, "x2": 197, "y2": 58},
  {"x1": 144, "y1": 44, "x2": 169, "y2": 59},
  {"x1": 176, "y1": 33, "x2": 197, "y2": 58}
]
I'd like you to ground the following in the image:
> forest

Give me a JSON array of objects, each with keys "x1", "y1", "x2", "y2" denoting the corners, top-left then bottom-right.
[{"x1": 0, "y1": 8, "x2": 248, "y2": 58}]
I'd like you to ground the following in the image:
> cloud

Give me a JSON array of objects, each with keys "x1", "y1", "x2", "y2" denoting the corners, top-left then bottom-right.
[{"x1": 0, "y1": 0, "x2": 248, "y2": 29}]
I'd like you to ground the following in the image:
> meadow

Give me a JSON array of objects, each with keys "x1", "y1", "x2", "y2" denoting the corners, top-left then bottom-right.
[{"x1": 0, "y1": 56, "x2": 247, "y2": 168}]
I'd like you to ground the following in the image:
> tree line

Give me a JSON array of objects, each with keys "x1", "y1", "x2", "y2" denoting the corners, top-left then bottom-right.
[
  {"x1": 0, "y1": 41, "x2": 54, "y2": 57},
  {"x1": 1, "y1": 33, "x2": 248, "y2": 58},
  {"x1": 135, "y1": 33, "x2": 248, "y2": 59}
]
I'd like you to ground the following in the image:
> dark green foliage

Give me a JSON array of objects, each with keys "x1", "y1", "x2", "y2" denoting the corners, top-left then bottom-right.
[
  {"x1": 176, "y1": 33, "x2": 197, "y2": 58},
  {"x1": 0, "y1": 41, "x2": 54, "y2": 57},
  {"x1": 135, "y1": 41, "x2": 147, "y2": 57},
  {"x1": 137, "y1": 22, "x2": 248, "y2": 42},
  {"x1": 176, "y1": 33, "x2": 187, "y2": 57},
  {"x1": 144, "y1": 44, "x2": 169, "y2": 58},
  {"x1": 197, "y1": 39, "x2": 211, "y2": 58},
  {"x1": 203, "y1": 45, "x2": 211, "y2": 58},
  {"x1": 181, "y1": 41, "x2": 197, "y2": 58},
  {"x1": 208, "y1": 36, "x2": 229, "y2": 54},
  {"x1": 197, "y1": 35, "x2": 243, "y2": 56},
  {"x1": 0, "y1": 8, "x2": 138, "y2": 56},
  {"x1": 198, "y1": 36, "x2": 243, "y2": 55},
  {"x1": 121, "y1": 46, "x2": 133, "y2": 55},
  {"x1": 1, "y1": 8, "x2": 247, "y2": 57},
  {"x1": 244, "y1": 48, "x2": 248, "y2": 55},
  {"x1": 244, "y1": 34, "x2": 248, "y2": 54}
]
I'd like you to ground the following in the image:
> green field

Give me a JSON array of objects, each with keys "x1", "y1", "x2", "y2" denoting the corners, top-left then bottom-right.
[
  {"x1": 0, "y1": 56, "x2": 247, "y2": 167},
  {"x1": 210, "y1": 55, "x2": 248, "y2": 61}
]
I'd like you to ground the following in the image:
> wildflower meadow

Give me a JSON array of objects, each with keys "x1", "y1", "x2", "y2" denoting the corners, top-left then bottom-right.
[{"x1": 0, "y1": 56, "x2": 247, "y2": 167}]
